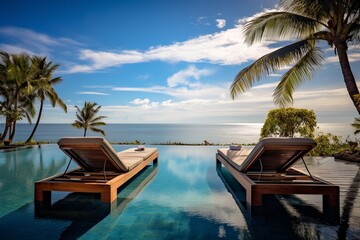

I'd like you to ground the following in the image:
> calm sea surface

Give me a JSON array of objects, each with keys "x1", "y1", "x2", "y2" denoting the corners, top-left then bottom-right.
[{"x1": 1, "y1": 123, "x2": 356, "y2": 144}]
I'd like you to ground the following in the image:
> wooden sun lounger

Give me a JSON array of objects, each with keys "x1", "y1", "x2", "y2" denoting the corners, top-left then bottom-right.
[
  {"x1": 216, "y1": 138, "x2": 339, "y2": 212},
  {"x1": 35, "y1": 137, "x2": 158, "y2": 205}
]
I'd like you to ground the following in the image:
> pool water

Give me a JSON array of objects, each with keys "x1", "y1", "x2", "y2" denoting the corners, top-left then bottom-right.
[{"x1": 0, "y1": 145, "x2": 359, "y2": 239}]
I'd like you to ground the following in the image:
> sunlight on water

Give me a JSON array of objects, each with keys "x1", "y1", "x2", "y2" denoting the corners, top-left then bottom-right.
[{"x1": 5, "y1": 123, "x2": 356, "y2": 144}]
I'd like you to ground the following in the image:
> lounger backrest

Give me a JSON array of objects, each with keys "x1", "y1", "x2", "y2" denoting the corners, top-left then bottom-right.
[
  {"x1": 58, "y1": 137, "x2": 128, "y2": 172},
  {"x1": 239, "y1": 137, "x2": 317, "y2": 173}
]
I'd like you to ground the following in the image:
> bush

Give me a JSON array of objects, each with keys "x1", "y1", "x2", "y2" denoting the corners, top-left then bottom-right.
[
  {"x1": 261, "y1": 108, "x2": 317, "y2": 138},
  {"x1": 311, "y1": 132, "x2": 349, "y2": 156}
]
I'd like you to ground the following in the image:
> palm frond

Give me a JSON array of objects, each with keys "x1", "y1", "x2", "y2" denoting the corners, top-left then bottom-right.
[
  {"x1": 72, "y1": 121, "x2": 84, "y2": 129},
  {"x1": 89, "y1": 122, "x2": 106, "y2": 127},
  {"x1": 279, "y1": 0, "x2": 334, "y2": 20},
  {"x1": 349, "y1": 23, "x2": 360, "y2": 45},
  {"x1": 89, "y1": 127, "x2": 106, "y2": 136},
  {"x1": 354, "y1": 94, "x2": 360, "y2": 109},
  {"x1": 90, "y1": 116, "x2": 107, "y2": 123},
  {"x1": 230, "y1": 40, "x2": 314, "y2": 98},
  {"x1": 244, "y1": 12, "x2": 322, "y2": 44},
  {"x1": 274, "y1": 47, "x2": 324, "y2": 107}
]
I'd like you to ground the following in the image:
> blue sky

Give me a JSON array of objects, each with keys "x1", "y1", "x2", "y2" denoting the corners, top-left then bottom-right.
[{"x1": 1, "y1": 0, "x2": 359, "y2": 124}]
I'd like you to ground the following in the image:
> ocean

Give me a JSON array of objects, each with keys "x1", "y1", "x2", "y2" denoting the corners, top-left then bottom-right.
[{"x1": 1, "y1": 123, "x2": 356, "y2": 144}]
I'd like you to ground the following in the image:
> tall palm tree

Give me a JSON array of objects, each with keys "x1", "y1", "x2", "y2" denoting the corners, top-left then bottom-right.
[
  {"x1": 0, "y1": 52, "x2": 35, "y2": 142},
  {"x1": 25, "y1": 56, "x2": 67, "y2": 143},
  {"x1": 72, "y1": 101, "x2": 107, "y2": 137},
  {"x1": 230, "y1": 0, "x2": 360, "y2": 114},
  {"x1": 352, "y1": 117, "x2": 360, "y2": 135}
]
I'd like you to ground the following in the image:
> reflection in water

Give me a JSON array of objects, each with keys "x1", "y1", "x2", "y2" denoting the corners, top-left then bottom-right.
[
  {"x1": 337, "y1": 166, "x2": 360, "y2": 239},
  {"x1": 216, "y1": 165, "x2": 340, "y2": 239},
  {"x1": 0, "y1": 165, "x2": 158, "y2": 239},
  {"x1": 1, "y1": 145, "x2": 360, "y2": 239},
  {"x1": 81, "y1": 146, "x2": 250, "y2": 239},
  {"x1": 0, "y1": 145, "x2": 67, "y2": 217}
]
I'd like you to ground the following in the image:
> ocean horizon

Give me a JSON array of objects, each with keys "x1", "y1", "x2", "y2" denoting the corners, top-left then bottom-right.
[{"x1": 2, "y1": 122, "x2": 356, "y2": 144}]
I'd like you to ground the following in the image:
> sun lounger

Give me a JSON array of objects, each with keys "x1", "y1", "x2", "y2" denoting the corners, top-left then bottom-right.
[
  {"x1": 35, "y1": 137, "x2": 158, "y2": 205},
  {"x1": 216, "y1": 137, "x2": 339, "y2": 212}
]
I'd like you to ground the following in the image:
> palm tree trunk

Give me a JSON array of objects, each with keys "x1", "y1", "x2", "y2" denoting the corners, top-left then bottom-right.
[
  {"x1": 336, "y1": 43, "x2": 360, "y2": 114},
  {"x1": 25, "y1": 99, "x2": 44, "y2": 143},
  {"x1": 84, "y1": 128, "x2": 87, "y2": 137},
  {"x1": 0, "y1": 118, "x2": 9, "y2": 142},
  {"x1": 9, "y1": 120, "x2": 16, "y2": 141}
]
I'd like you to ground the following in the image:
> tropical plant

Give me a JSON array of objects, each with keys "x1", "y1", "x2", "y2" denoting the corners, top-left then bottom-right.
[
  {"x1": 352, "y1": 117, "x2": 360, "y2": 135},
  {"x1": 231, "y1": 0, "x2": 360, "y2": 114},
  {"x1": 311, "y1": 132, "x2": 346, "y2": 156},
  {"x1": 0, "y1": 52, "x2": 35, "y2": 142},
  {"x1": 260, "y1": 107, "x2": 317, "y2": 138},
  {"x1": 25, "y1": 56, "x2": 67, "y2": 143},
  {"x1": 72, "y1": 101, "x2": 107, "y2": 137}
]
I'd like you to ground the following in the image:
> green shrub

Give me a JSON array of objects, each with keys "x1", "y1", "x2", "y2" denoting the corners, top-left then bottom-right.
[
  {"x1": 311, "y1": 132, "x2": 349, "y2": 156},
  {"x1": 261, "y1": 108, "x2": 317, "y2": 138}
]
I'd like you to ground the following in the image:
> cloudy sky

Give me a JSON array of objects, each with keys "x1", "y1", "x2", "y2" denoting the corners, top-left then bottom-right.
[{"x1": 1, "y1": 0, "x2": 359, "y2": 124}]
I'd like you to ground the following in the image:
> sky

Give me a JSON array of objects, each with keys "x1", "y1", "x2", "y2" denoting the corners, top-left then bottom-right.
[{"x1": 0, "y1": 0, "x2": 359, "y2": 124}]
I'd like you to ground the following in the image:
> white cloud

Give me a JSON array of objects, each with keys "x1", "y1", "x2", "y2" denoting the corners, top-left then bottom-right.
[
  {"x1": 167, "y1": 65, "x2": 212, "y2": 87},
  {"x1": 131, "y1": 98, "x2": 150, "y2": 105},
  {"x1": 161, "y1": 100, "x2": 173, "y2": 106},
  {"x1": 39, "y1": 79, "x2": 359, "y2": 124},
  {"x1": 75, "y1": 91, "x2": 110, "y2": 95},
  {"x1": 0, "y1": 26, "x2": 81, "y2": 56},
  {"x1": 66, "y1": 19, "x2": 276, "y2": 73},
  {"x1": 327, "y1": 53, "x2": 360, "y2": 63},
  {"x1": 216, "y1": 19, "x2": 226, "y2": 29},
  {"x1": 0, "y1": 44, "x2": 36, "y2": 55},
  {"x1": 105, "y1": 78, "x2": 359, "y2": 124},
  {"x1": 193, "y1": 16, "x2": 210, "y2": 26},
  {"x1": 252, "y1": 82, "x2": 279, "y2": 89}
]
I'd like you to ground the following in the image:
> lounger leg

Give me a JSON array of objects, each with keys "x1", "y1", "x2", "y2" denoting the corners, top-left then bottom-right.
[
  {"x1": 34, "y1": 190, "x2": 52, "y2": 210},
  {"x1": 43, "y1": 191, "x2": 52, "y2": 203},
  {"x1": 100, "y1": 186, "x2": 118, "y2": 203},
  {"x1": 35, "y1": 186, "x2": 51, "y2": 202},
  {"x1": 323, "y1": 190, "x2": 340, "y2": 222},
  {"x1": 323, "y1": 188, "x2": 340, "y2": 208},
  {"x1": 247, "y1": 188, "x2": 263, "y2": 207}
]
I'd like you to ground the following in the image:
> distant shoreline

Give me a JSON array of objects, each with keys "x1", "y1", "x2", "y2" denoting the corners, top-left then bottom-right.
[{"x1": 0, "y1": 122, "x2": 355, "y2": 145}]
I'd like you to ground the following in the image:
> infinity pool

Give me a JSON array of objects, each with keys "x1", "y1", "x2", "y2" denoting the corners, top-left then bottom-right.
[{"x1": 0, "y1": 145, "x2": 359, "y2": 239}]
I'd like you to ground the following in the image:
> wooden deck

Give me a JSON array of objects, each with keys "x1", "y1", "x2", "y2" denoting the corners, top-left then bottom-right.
[{"x1": 35, "y1": 151, "x2": 158, "y2": 206}]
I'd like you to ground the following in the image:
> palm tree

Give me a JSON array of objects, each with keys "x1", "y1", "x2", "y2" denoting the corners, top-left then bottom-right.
[
  {"x1": 352, "y1": 117, "x2": 360, "y2": 135},
  {"x1": 25, "y1": 56, "x2": 67, "y2": 143},
  {"x1": 0, "y1": 52, "x2": 35, "y2": 142},
  {"x1": 230, "y1": 0, "x2": 360, "y2": 114},
  {"x1": 72, "y1": 101, "x2": 107, "y2": 137}
]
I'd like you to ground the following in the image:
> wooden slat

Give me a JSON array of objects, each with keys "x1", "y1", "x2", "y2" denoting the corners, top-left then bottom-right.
[
  {"x1": 35, "y1": 150, "x2": 158, "y2": 204},
  {"x1": 216, "y1": 153, "x2": 340, "y2": 211}
]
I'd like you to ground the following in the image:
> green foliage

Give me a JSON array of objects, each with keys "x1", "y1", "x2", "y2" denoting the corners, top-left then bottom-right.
[
  {"x1": 72, "y1": 101, "x2": 107, "y2": 137},
  {"x1": 352, "y1": 117, "x2": 360, "y2": 135},
  {"x1": 260, "y1": 108, "x2": 316, "y2": 138},
  {"x1": 231, "y1": 0, "x2": 360, "y2": 112},
  {"x1": 0, "y1": 51, "x2": 66, "y2": 144},
  {"x1": 311, "y1": 132, "x2": 349, "y2": 156}
]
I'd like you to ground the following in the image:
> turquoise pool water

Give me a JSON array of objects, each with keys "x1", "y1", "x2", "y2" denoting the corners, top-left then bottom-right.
[{"x1": 0, "y1": 145, "x2": 359, "y2": 239}]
